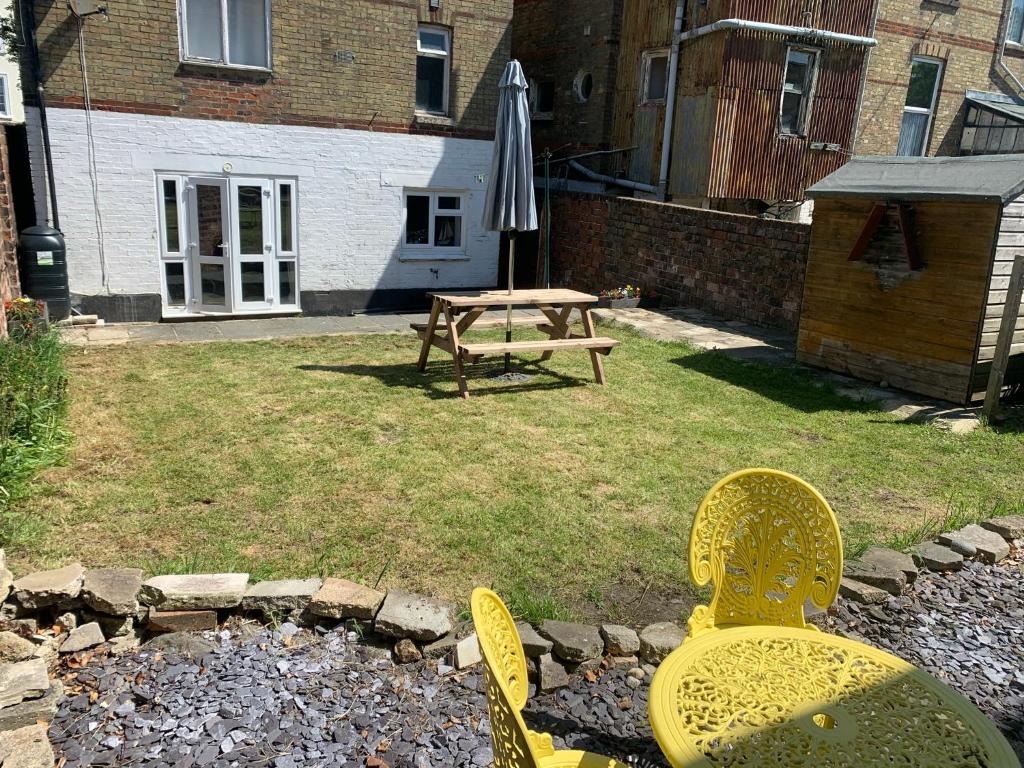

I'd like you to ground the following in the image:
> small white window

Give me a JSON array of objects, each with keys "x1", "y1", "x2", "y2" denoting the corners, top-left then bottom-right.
[
  {"x1": 779, "y1": 47, "x2": 817, "y2": 136},
  {"x1": 1010, "y1": 0, "x2": 1024, "y2": 44},
  {"x1": 403, "y1": 191, "x2": 466, "y2": 257},
  {"x1": 528, "y1": 78, "x2": 555, "y2": 120},
  {"x1": 0, "y1": 75, "x2": 9, "y2": 119},
  {"x1": 897, "y1": 57, "x2": 943, "y2": 156},
  {"x1": 180, "y1": 0, "x2": 271, "y2": 70},
  {"x1": 416, "y1": 26, "x2": 451, "y2": 115},
  {"x1": 640, "y1": 49, "x2": 670, "y2": 104}
]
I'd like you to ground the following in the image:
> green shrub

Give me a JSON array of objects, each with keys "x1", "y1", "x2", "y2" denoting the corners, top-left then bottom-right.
[{"x1": 0, "y1": 300, "x2": 70, "y2": 531}]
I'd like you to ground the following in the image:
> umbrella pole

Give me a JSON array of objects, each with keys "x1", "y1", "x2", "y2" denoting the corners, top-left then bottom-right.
[{"x1": 505, "y1": 233, "x2": 515, "y2": 373}]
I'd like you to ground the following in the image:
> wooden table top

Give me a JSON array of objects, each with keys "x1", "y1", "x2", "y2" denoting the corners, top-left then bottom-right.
[
  {"x1": 648, "y1": 625, "x2": 1018, "y2": 768},
  {"x1": 428, "y1": 289, "x2": 599, "y2": 308}
]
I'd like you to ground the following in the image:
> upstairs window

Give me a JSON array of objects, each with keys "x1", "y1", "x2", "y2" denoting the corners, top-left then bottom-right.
[
  {"x1": 180, "y1": 0, "x2": 271, "y2": 69},
  {"x1": 417, "y1": 26, "x2": 451, "y2": 115},
  {"x1": 0, "y1": 75, "x2": 9, "y2": 119},
  {"x1": 897, "y1": 57, "x2": 943, "y2": 156},
  {"x1": 529, "y1": 78, "x2": 555, "y2": 120},
  {"x1": 779, "y1": 47, "x2": 817, "y2": 136},
  {"x1": 1010, "y1": 0, "x2": 1024, "y2": 44},
  {"x1": 640, "y1": 49, "x2": 670, "y2": 104}
]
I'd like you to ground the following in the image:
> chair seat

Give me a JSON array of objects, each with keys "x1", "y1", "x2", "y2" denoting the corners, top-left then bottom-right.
[{"x1": 538, "y1": 750, "x2": 630, "y2": 768}]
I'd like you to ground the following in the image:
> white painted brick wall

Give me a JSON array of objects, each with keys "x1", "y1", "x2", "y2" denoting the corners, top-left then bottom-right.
[{"x1": 26, "y1": 108, "x2": 500, "y2": 303}]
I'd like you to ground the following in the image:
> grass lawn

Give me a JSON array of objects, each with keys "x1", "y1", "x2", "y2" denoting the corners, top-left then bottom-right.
[{"x1": 6, "y1": 326, "x2": 1023, "y2": 625}]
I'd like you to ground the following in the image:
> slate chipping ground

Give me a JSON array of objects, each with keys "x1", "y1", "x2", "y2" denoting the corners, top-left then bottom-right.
[{"x1": 47, "y1": 548, "x2": 1024, "y2": 767}]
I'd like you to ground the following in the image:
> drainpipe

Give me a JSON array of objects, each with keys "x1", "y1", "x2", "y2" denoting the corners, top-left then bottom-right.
[
  {"x1": 996, "y1": 0, "x2": 1024, "y2": 95},
  {"x1": 677, "y1": 19, "x2": 877, "y2": 48},
  {"x1": 657, "y1": 0, "x2": 686, "y2": 199},
  {"x1": 568, "y1": 159, "x2": 659, "y2": 194}
]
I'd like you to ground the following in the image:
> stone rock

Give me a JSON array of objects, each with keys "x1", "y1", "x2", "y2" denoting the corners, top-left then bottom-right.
[
  {"x1": 242, "y1": 578, "x2": 322, "y2": 614},
  {"x1": 81, "y1": 610, "x2": 133, "y2": 638},
  {"x1": 455, "y1": 634, "x2": 482, "y2": 669},
  {"x1": 309, "y1": 578, "x2": 385, "y2": 621},
  {"x1": 0, "y1": 724, "x2": 55, "y2": 768},
  {"x1": 537, "y1": 653, "x2": 569, "y2": 693},
  {"x1": 0, "y1": 633, "x2": 36, "y2": 664},
  {"x1": 60, "y1": 622, "x2": 105, "y2": 654},
  {"x1": 12, "y1": 563, "x2": 85, "y2": 609},
  {"x1": 639, "y1": 623, "x2": 686, "y2": 663},
  {"x1": 539, "y1": 621, "x2": 603, "y2": 663},
  {"x1": 938, "y1": 525, "x2": 1011, "y2": 564},
  {"x1": 140, "y1": 573, "x2": 249, "y2": 610},
  {"x1": 980, "y1": 515, "x2": 1024, "y2": 542},
  {"x1": 0, "y1": 681, "x2": 62, "y2": 731},
  {"x1": 81, "y1": 568, "x2": 143, "y2": 616},
  {"x1": 107, "y1": 633, "x2": 142, "y2": 656},
  {"x1": 610, "y1": 655, "x2": 639, "y2": 667},
  {"x1": 915, "y1": 542, "x2": 964, "y2": 572},
  {"x1": 422, "y1": 634, "x2": 460, "y2": 660},
  {"x1": 374, "y1": 591, "x2": 454, "y2": 642},
  {"x1": 0, "y1": 550, "x2": 12, "y2": 604},
  {"x1": 860, "y1": 546, "x2": 918, "y2": 585},
  {"x1": 0, "y1": 659, "x2": 49, "y2": 708},
  {"x1": 843, "y1": 559, "x2": 906, "y2": 596},
  {"x1": 515, "y1": 623, "x2": 553, "y2": 657},
  {"x1": 600, "y1": 624, "x2": 640, "y2": 656},
  {"x1": 148, "y1": 609, "x2": 218, "y2": 634},
  {"x1": 143, "y1": 632, "x2": 217, "y2": 659},
  {"x1": 838, "y1": 577, "x2": 888, "y2": 605},
  {"x1": 393, "y1": 638, "x2": 422, "y2": 664},
  {"x1": 56, "y1": 612, "x2": 77, "y2": 632}
]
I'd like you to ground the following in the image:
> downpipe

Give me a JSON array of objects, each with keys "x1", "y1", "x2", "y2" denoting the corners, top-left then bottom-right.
[
  {"x1": 657, "y1": 0, "x2": 686, "y2": 199},
  {"x1": 568, "y1": 160, "x2": 659, "y2": 194}
]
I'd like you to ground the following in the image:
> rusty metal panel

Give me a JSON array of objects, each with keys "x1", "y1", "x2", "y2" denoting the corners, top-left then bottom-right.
[
  {"x1": 629, "y1": 106, "x2": 663, "y2": 184},
  {"x1": 705, "y1": 0, "x2": 876, "y2": 36}
]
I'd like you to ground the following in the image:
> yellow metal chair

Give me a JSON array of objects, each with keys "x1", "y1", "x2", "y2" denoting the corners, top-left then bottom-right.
[
  {"x1": 471, "y1": 588, "x2": 628, "y2": 768},
  {"x1": 685, "y1": 468, "x2": 843, "y2": 639}
]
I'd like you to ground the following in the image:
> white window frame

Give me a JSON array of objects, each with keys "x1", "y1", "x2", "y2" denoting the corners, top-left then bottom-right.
[
  {"x1": 416, "y1": 25, "x2": 451, "y2": 117},
  {"x1": 155, "y1": 175, "x2": 190, "y2": 311},
  {"x1": 0, "y1": 75, "x2": 10, "y2": 119},
  {"x1": 1010, "y1": 0, "x2": 1024, "y2": 45},
  {"x1": 401, "y1": 190, "x2": 468, "y2": 261},
  {"x1": 778, "y1": 46, "x2": 819, "y2": 137},
  {"x1": 178, "y1": 0, "x2": 273, "y2": 71},
  {"x1": 274, "y1": 179, "x2": 299, "y2": 308},
  {"x1": 899, "y1": 56, "x2": 944, "y2": 157},
  {"x1": 639, "y1": 48, "x2": 670, "y2": 105}
]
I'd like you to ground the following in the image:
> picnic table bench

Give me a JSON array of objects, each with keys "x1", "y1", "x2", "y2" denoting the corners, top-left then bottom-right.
[{"x1": 414, "y1": 289, "x2": 619, "y2": 398}]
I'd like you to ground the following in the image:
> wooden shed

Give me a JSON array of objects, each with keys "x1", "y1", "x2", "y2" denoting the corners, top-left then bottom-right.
[{"x1": 798, "y1": 155, "x2": 1024, "y2": 405}]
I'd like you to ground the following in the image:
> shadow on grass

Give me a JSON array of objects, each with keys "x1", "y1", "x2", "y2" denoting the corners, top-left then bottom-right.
[{"x1": 296, "y1": 358, "x2": 588, "y2": 399}]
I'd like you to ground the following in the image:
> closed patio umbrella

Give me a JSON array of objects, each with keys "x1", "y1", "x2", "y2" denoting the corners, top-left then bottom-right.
[{"x1": 482, "y1": 60, "x2": 538, "y2": 374}]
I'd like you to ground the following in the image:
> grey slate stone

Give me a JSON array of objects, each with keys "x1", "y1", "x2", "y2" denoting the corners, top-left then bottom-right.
[
  {"x1": 843, "y1": 559, "x2": 906, "y2": 595},
  {"x1": 422, "y1": 634, "x2": 459, "y2": 660},
  {"x1": 839, "y1": 577, "x2": 889, "y2": 605},
  {"x1": 860, "y1": 546, "x2": 919, "y2": 585},
  {"x1": 540, "y1": 621, "x2": 604, "y2": 663},
  {"x1": 0, "y1": 659, "x2": 48, "y2": 708},
  {"x1": 0, "y1": 681, "x2": 62, "y2": 731},
  {"x1": 0, "y1": 724, "x2": 55, "y2": 768},
  {"x1": 537, "y1": 654, "x2": 569, "y2": 693},
  {"x1": 515, "y1": 623, "x2": 552, "y2": 657},
  {"x1": 0, "y1": 633, "x2": 37, "y2": 664},
  {"x1": 140, "y1": 573, "x2": 249, "y2": 610},
  {"x1": 600, "y1": 625, "x2": 640, "y2": 656},
  {"x1": 980, "y1": 515, "x2": 1024, "y2": 541},
  {"x1": 143, "y1": 632, "x2": 218, "y2": 659},
  {"x1": 638, "y1": 622, "x2": 686, "y2": 663},
  {"x1": 938, "y1": 525, "x2": 1010, "y2": 564},
  {"x1": 308, "y1": 578, "x2": 384, "y2": 621},
  {"x1": 60, "y1": 622, "x2": 105, "y2": 654},
  {"x1": 374, "y1": 591, "x2": 454, "y2": 642},
  {"x1": 82, "y1": 568, "x2": 144, "y2": 616},
  {"x1": 12, "y1": 563, "x2": 85, "y2": 609},
  {"x1": 242, "y1": 578, "x2": 323, "y2": 614},
  {"x1": 916, "y1": 542, "x2": 964, "y2": 572}
]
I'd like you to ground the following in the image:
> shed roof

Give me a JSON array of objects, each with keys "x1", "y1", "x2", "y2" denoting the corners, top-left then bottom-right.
[{"x1": 806, "y1": 155, "x2": 1024, "y2": 204}]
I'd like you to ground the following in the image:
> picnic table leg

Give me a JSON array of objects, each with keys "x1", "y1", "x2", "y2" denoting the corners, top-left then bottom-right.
[
  {"x1": 579, "y1": 305, "x2": 607, "y2": 385},
  {"x1": 417, "y1": 298, "x2": 442, "y2": 372},
  {"x1": 443, "y1": 303, "x2": 470, "y2": 399},
  {"x1": 539, "y1": 305, "x2": 574, "y2": 362}
]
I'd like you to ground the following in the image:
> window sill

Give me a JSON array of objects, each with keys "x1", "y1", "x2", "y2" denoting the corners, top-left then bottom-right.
[
  {"x1": 178, "y1": 59, "x2": 273, "y2": 76},
  {"x1": 531, "y1": 113, "x2": 554, "y2": 122},
  {"x1": 400, "y1": 251, "x2": 469, "y2": 262},
  {"x1": 414, "y1": 112, "x2": 454, "y2": 126}
]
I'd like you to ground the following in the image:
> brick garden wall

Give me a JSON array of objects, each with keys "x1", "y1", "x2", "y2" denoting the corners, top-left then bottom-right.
[
  {"x1": 0, "y1": 128, "x2": 19, "y2": 339},
  {"x1": 548, "y1": 193, "x2": 810, "y2": 330}
]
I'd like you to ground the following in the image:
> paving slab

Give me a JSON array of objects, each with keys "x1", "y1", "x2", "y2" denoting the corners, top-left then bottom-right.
[
  {"x1": 515, "y1": 623, "x2": 553, "y2": 657},
  {"x1": 980, "y1": 515, "x2": 1024, "y2": 542},
  {"x1": 0, "y1": 724, "x2": 55, "y2": 768},
  {"x1": 374, "y1": 590, "x2": 454, "y2": 642},
  {"x1": 13, "y1": 564, "x2": 85, "y2": 609},
  {"x1": 60, "y1": 622, "x2": 105, "y2": 654},
  {"x1": 938, "y1": 525, "x2": 1011, "y2": 564},
  {"x1": 82, "y1": 568, "x2": 143, "y2": 616},
  {"x1": 915, "y1": 542, "x2": 964, "y2": 572},
  {"x1": 0, "y1": 680, "x2": 61, "y2": 731},
  {"x1": 242, "y1": 578, "x2": 322, "y2": 614},
  {"x1": 843, "y1": 559, "x2": 907, "y2": 595},
  {"x1": 540, "y1": 621, "x2": 604, "y2": 663},
  {"x1": 309, "y1": 578, "x2": 385, "y2": 621},
  {"x1": 860, "y1": 547, "x2": 918, "y2": 585},
  {"x1": 0, "y1": 659, "x2": 49, "y2": 708},
  {"x1": 638, "y1": 622, "x2": 686, "y2": 663},
  {"x1": 140, "y1": 573, "x2": 249, "y2": 610}
]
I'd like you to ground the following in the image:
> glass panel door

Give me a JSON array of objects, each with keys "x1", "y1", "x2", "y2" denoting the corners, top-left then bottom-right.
[
  {"x1": 188, "y1": 178, "x2": 231, "y2": 313},
  {"x1": 231, "y1": 178, "x2": 275, "y2": 311}
]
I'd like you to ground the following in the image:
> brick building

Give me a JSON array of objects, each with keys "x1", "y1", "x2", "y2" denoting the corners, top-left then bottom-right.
[
  {"x1": 19, "y1": 0, "x2": 512, "y2": 321},
  {"x1": 856, "y1": 0, "x2": 1024, "y2": 158},
  {"x1": 0, "y1": 0, "x2": 24, "y2": 338}
]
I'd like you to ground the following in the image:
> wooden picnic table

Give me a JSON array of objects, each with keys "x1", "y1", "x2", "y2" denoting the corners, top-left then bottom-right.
[
  {"x1": 413, "y1": 289, "x2": 619, "y2": 398},
  {"x1": 648, "y1": 625, "x2": 1019, "y2": 768}
]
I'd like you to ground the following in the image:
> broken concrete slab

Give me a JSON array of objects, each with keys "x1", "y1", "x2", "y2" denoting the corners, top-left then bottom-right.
[
  {"x1": 242, "y1": 578, "x2": 322, "y2": 614},
  {"x1": 860, "y1": 546, "x2": 919, "y2": 585},
  {"x1": 843, "y1": 559, "x2": 906, "y2": 596},
  {"x1": 0, "y1": 659, "x2": 49, "y2": 709},
  {"x1": 60, "y1": 622, "x2": 105, "y2": 654},
  {"x1": 515, "y1": 623, "x2": 553, "y2": 658},
  {"x1": 0, "y1": 633, "x2": 37, "y2": 665},
  {"x1": 140, "y1": 573, "x2": 249, "y2": 610},
  {"x1": 12, "y1": 564, "x2": 85, "y2": 609},
  {"x1": 0, "y1": 680, "x2": 62, "y2": 731},
  {"x1": 600, "y1": 624, "x2": 640, "y2": 656},
  {"x1": 308, "y1": 578, "x2": 385, "y2": 621},
  {"x1": 540, "y1": 621, "x2": 604, "y2": 663},
  {"x1": 937, "y1": 525, "x2": 1010, "y2": 564},
  {"x1": 81, "y1": 568, "x2": 143, "y2": 616},
  {"x1": 839, "y1": 577, "x2": 889, "y2": 605},
  {"x1": 374, "y1": 590, "x2": 454, "y2": 642},
  {"x1": 537, "y1": 653, "x2": 569, "y2": 693},
  {"x1": 455, "y1": 635, "x2": 482, "y2": 669},
  {"x1": 0, "y1": 724, "x2": 55, "y2": 768},
  {"x1": 980, "y1": 515, "x2": 1024, "y2": 542},
  {"x1": 915, "y1": 542, "x2": 964, "y2": 572},
  {"x1": 639, "y1": 622, "x2": 686, "y2": 664}
]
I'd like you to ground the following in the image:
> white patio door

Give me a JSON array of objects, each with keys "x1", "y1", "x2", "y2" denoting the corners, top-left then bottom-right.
[
  {"x1": 230, "y1": 178, "x2": 276, "y2": 312},
  {"x1": 188, "y1": 178, "x2": 232, "y2": 313}
]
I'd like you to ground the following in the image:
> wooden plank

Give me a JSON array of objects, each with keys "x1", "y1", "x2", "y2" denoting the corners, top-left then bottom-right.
[
  {"x1": 416, "y1": 298, "x2": 442, "y2": 372},
  {"x1": 442, "y1": 302, "x2": 470, "y2": 399},
  {"x1": 459, "y1": 336, "x2": 619, "y2": 358},
  {"x1": 410, "y1": 315, "x2": 544, "y2": 333},
  {"x1": 978, "y1": 341, "x2": 1024, "y2": 361},
  {"x1": 984, "y1": 255, "x2": 1024, "y2": 419},
  {"x1": 579, "y1": 307, "x2": 608, "y2": 385},
  {"x1": 428, "y1": 289, "x2": 598, "y2": 307}
]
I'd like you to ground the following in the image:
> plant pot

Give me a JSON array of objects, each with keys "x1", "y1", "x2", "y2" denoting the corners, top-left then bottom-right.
[{"x1": 598, "y1": 297, "x2": 642, "y2": 309}]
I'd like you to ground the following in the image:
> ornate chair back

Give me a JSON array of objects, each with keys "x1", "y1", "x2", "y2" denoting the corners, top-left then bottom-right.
[{"x1": 686, "y1": 469, "x2": 843, "y2": 638}]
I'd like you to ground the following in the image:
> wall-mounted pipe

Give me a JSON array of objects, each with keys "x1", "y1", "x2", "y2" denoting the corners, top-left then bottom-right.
[
  {"x1": 568, "y1": 159, "x2": 659, "y2": 194},
  {"x1": 657, "y1": 0, "x2": 686, "y2": 198},
  {"x1": 677, "y1": 18, "x2": 877, "y2": 48}
]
